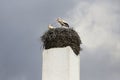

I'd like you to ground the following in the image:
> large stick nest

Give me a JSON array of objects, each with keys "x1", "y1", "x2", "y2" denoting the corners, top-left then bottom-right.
[{"x1": 41, "y1": 28, "x2": 82, "y2": 55}]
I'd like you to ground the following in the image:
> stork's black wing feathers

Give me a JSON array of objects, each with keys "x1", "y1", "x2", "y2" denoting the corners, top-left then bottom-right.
[{"x1": 64, "y1": 22, "x2": 69, "y2": 27}]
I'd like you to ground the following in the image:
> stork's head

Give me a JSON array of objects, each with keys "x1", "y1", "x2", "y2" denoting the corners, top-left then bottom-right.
[
  {"x1": 57, "y1": 17, "x2": 67, "y2": 23},
  {"x1": 48, "y1": 24, "x2": 54, "y2": 29},
  {"x1": 56, "y1": 17, "x2": 63, "y2": 22}
]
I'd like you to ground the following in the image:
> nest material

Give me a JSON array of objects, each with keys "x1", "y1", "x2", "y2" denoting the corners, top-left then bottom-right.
[{"x1": 41, "y1": 28, "x2": 82, "y2": 55}]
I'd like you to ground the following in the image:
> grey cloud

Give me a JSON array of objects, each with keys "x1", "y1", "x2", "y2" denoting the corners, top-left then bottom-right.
[
  {"x1": 0, "y1": 0, "x2": 120, "y2": 80},
  {"x1": 0, "y1": 0, "x2": 77, "y2": 80},
  {"x1": 66, "y1": 0, "x2": 120, "y2": 80},
  {"x1": 80, "y1": 46, "x2": 120, "y2": 80}
]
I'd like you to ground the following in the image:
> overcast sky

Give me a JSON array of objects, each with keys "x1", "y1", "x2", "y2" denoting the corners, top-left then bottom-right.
[{"x1": 0, "y1": 0, "x2": 120, "y2": 80}]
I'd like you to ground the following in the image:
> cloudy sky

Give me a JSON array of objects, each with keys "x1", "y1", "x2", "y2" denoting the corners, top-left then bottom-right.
[{"x1": 0, "y1": 0, "x2": 120, "y2": 80}]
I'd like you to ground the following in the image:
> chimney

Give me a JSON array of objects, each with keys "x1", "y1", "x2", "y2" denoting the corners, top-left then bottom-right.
[{"x1": 41, "y1": 28, "x2": 82, "y2": 80}]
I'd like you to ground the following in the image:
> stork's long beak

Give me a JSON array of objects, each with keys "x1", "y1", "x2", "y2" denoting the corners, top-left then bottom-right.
[
  {"x1": 56, "y1": 17, "x2": 61, "y2": 21},
  {"x1": 56, "y1": 18, "x2": 59, "y2": 22}
]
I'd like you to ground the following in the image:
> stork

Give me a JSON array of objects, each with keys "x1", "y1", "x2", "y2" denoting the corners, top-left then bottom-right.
[
  {"x1": 48, "y1": 24, "x2": 55, "y2": 29},
  {"x1": 56, "y1": 17, "x2": 69, "y2": 28}
]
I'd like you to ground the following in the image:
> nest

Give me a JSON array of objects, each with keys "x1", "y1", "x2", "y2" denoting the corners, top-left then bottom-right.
[{"x1": 41, "y1": 28, "x2": 82, "y2": 55}]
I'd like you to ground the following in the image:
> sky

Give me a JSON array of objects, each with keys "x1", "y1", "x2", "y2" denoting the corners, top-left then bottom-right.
[{"x1": 0, "y1": 0, "x2": 120, "y2": 80}]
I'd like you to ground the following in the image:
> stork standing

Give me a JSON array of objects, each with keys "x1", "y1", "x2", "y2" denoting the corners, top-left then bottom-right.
[
  {"x1": 48, "y1": 24, "x2": 55, "y2": 29},
  {"x1": 56, "y1": 17, "x2": 69, "y2": 28}
]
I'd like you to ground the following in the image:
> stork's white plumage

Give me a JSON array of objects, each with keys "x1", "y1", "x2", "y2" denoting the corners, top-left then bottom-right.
[
  {"x1": 48, "y1": 24, "x2": 55, "y2": 29},
  {"x1": 56, "y1": 17, "x2": 69, "y2": 28}
]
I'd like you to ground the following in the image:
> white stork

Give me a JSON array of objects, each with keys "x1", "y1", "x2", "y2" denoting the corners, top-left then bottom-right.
[
  {"x1": 56, "y1": 17, "x2": 69, "y2": 28},
  {"x1": 48, "y1": 24, "x2": 55, "y2": 29}
]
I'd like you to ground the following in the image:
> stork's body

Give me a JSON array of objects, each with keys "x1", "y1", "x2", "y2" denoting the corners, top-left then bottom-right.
[
  {"x1": 56, "y1": 18, "x2": 69, "y2": 28},
  {"x1": 48, "y1": 24, "x2": 55, "y2": 29}
]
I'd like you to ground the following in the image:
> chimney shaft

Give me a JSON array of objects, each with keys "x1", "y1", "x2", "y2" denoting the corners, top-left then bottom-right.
[{"x1": 41, "y1": 28, "x2": 81, "y2": 80}]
